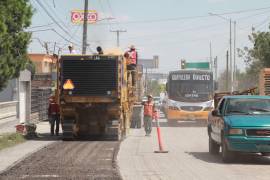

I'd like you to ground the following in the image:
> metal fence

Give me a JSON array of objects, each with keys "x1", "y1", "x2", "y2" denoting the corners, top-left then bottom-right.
[{"x1": 30, "y1": 74, "x2": 52, "y2": 123}]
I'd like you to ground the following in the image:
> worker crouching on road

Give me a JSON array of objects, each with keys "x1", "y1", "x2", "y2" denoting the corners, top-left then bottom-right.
[
  {"x1": 142, "y1": 95, "x2": 156, "y2": 136},
  {"x1": 48, "y1": 96, "x2": 60, "y2": 136}
]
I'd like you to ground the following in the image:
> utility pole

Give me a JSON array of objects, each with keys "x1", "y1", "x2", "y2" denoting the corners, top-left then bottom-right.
[
  {"x1": 145, "y1": 68, "x2": 148, "y2": 94},
  {"x1": 213, "y1": 56, "x2": 217, "y2": 92},
  {"x1": 214, "y1": 56, "x2": 218, "y2": 81},
  {"x1": 210, "y1": 42, "x2": 213, "y2": 71},
  {"x1": 82, "y1": 0, "x2": 88, "y2": 54},
  {"x1": 110, "y1": 30, "x2": 127, "y2": 47},
  {"x1": 53, "y1": 42, "x2": 56, "y2": 54},
  {"x1": 233, "y1": 21, "x2": 237, "y2": 91},
  {"x1": 226, "y1": 51, "x2": 229, "y2": 92},
  {"x1": 44, "y1": 42, "x2": 49, "y2": 54}
]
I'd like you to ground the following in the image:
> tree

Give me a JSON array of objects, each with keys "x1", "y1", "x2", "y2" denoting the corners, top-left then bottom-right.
[
  {"x1": 0, "y1": 0, "x2": 33, "y2": 90},
  {"x1": 146, "y1": 80, "x2": 165, "y2": 96},
  {"x1": 238, "y1": 27, "x2": 270, "y2": 75},
  {"x1": 217, "y1": 68, "x2": 257, "y2": 92},
  {"x1": 235, "y1": 26, "x2": 270, "y2": 91}
]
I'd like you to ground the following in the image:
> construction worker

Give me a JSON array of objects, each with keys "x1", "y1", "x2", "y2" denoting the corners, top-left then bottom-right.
[
  {"x1": 126, "y1": 45, "x2": 137, "y2": 86},
  {"x1": 142, "y1": 95, "x2": 156, "y2": 136},
  {"x1": 48, "y1": 96, "x2": 60, "y2": 136},
  {"x1": 68, "y1": 44, "x2": 78, "y2": 54},
  {"x1": 96, "y1": 46, "x2": 104, "y2": 55}
]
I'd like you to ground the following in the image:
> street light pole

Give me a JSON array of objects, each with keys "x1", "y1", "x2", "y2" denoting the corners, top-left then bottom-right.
[
  {"x1": 209, "y1": 13, "x2": 236, "y2": 92},
  {"x1": 229, "y1": 19, "x2": 233, "y2": 92},
  {"x1": 226, "y1": 50, "x2": 229, "y2": 92},
  {"x1": 233, "y1": 21, "x2": 237, "y2": 90}
]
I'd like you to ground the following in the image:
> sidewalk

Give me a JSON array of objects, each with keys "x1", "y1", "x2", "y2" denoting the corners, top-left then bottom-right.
[
  {"x1": 0, "y1": 118, "x2": 18, "y2": 134},
  {"x1": 0, "y1": 121, "x2": 58, "y2": 173},
  {"x1": 117, "y1": 118, "x2": 172, "y2": 180}
]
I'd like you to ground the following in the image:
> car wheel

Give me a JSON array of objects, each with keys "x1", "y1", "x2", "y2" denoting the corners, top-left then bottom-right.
[
  {"x1": 209, "y1": 136, "x2": 220, "y2": 155},
  {"x1": 221, "y1": 137, "x2": 234, "y2": 163}
]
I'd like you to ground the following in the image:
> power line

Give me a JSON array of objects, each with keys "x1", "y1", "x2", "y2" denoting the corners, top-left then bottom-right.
[
  {"x1": 61, "y1": 25, "x2": 81, "y2": 48},
  {"x1": 88, "y1": 10, "x2": 270, "y2": 45},
  {"x1": 43, "y1": 0, "x2": 78, "y2": 36},
  {"x1": 254, "y1": 16, "x2": 270, "y2": 31},
  {"x1": 110, "y1": 29, "x2": 127, "y2": 47},
  {"x1": 105, "y1": 0, "x2": 122, "y2": 29},
  {"x1": 35, "y1": 0, "x2": 81, "y2": 45},
  {"x1": 90, "y1": 21, "x2": 227, "y2": 44},
  {"x1": 236, "y1": 9, "x2": 270, "y2": 21},
  {"x1": 28, "y1": 28, "x2": 80, "y2": 46},
  {"x1": 220, "y1": 6, "x2": 270, "y2": 15},
  {"x1": 97, "y1": 0, "x2": 112, "y2": 32},
  {"x1": 92, "y1": 6, "x2": 270, "y2": 26},
  {"x1": 28, "y1": 23, "x2": 54, "y2": 29}
]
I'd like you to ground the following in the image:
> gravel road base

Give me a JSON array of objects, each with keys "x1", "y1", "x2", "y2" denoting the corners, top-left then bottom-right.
[{"x1": 0, "y1": 141, "x2": 122, "y2": 180}]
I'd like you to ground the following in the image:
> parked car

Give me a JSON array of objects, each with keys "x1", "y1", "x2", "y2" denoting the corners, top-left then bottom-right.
[{"x1": 207, "y1": 95, "x2": 270, "y2": 163}]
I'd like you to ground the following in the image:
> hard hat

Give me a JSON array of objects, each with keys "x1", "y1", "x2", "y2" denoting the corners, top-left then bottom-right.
[
  {"x1": 147, "y1": 94, "x2": 153, "y2": 98},
  {"x1": 68, "y1": 43, "x2": 74, "y2": 48},
  {"x1": 129, "y1": 45, "x2": 135, "y2": 49}
]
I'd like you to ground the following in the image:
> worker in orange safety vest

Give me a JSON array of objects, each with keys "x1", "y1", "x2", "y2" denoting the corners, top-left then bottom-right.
[
  {"x1": 125, "y1": 45, "x2": 137, "y2": 86},
  {"x1": 142, "y1": 95, "x2": 156, "y2": 136}
]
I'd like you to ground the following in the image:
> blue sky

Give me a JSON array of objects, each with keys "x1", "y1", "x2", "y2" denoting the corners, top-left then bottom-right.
[{"x1": 28, "y1": 0, "x2": 270, "y2": 74}]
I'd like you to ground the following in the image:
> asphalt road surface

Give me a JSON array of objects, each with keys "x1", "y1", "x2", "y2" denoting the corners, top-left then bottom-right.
[
  {"x1": 118, "y1": 113, "x2": 270, "y2": 180},
  {"x1": 1, "y1": 113, "x2": 270, "y2": 180},
  {"x1": 0, "y1": 141, "x2": 122, "y2": 180}
]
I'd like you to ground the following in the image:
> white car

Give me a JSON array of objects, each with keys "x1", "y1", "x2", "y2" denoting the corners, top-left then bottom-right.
[{"x1": 153, "y1": 96, "x2": 161, "y2": 109}]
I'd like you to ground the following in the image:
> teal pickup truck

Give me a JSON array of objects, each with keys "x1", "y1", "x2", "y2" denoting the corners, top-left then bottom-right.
[{"x1": 207, "y1": 95, "x2": 270, "y2": 163}]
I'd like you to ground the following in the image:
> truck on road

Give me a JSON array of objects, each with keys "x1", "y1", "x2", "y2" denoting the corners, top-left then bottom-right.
[{"x1": 57, "y1": 49, "x2": 138, "y2": 140}]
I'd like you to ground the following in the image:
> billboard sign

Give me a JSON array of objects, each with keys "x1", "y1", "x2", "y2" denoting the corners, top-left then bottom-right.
[{"x1": 71, "y1": 10, "x2": 98, "y2": 24}]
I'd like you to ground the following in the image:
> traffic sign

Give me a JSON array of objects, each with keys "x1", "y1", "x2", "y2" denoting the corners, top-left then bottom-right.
[
  {"x1": 71, "y1": 10, "x2": 98, "y2": 24},
  {"x1": 185, "y1": 62, "x2": 210, "y2": 70}
]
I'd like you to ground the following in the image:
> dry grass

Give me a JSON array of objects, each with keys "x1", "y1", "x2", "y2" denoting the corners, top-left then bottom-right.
[{"x1": 0, "y1": 133, "x2": 26, "y2": 151}]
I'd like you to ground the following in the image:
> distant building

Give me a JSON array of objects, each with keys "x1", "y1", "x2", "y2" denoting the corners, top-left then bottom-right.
[
  {"x1": 147, "y1": 73, "x2": 168, "y2": 81},
  {"x1": 145, "y1": 73, "x2": 168, "y2": 85},
  {"x1": 28, "y1": 54, "x2": 56, "y2": 74}
]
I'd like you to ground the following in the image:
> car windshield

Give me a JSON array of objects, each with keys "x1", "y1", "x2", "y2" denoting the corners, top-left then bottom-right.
[
  {"x1": 225, "y1": 98, "x2": 270, "y2": 115},
  {"x1": 154, "y1": 97, "x2": 160, "y2": 102},
  {"x1": 169, "y1": 81, "x2": 213, "y2": 102},
  {"x1": 142, "y1": 97, "x2": 147, "y2": 102}
]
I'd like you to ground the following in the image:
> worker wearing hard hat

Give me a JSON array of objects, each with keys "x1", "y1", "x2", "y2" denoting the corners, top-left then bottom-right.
[
  {"x1": 125, "y1": 45, "x2": 138, "y2": 86},
  {"x1": 48, "y1": 96, "x2": 60, "y2": 136},
  {"x1": 142, "y1": 95, "x2": 156, "y2": 136},
  {"x1": 68, "y1": 44, "x2": 78, "y2": 54}
]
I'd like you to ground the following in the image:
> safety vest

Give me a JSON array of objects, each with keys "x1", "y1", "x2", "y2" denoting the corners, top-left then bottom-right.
[
  {"x1": 130, "y1": 51, "x2": 137, "y2": 65},
  {"x1": 144, "y1": 101, "x2": 154, "y2": 117}
]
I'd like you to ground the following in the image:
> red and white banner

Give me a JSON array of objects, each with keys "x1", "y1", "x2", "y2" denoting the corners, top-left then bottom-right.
[{"x1": 71, "y1": 10, "x2": 98, "y2": 24}]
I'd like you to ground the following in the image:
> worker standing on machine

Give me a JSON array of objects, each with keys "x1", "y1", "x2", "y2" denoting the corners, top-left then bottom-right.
[{"x1": 125, "y1": 45, "x2": 137, "y2": 86}]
